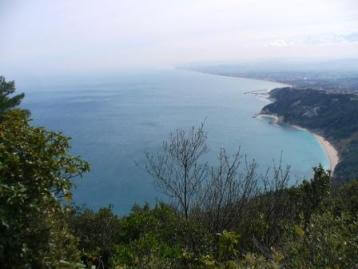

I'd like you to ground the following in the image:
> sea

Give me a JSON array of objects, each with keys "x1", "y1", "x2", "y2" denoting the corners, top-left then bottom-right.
[{"x1": 20, "y1": 69, "x2": 329, "y2": 214}]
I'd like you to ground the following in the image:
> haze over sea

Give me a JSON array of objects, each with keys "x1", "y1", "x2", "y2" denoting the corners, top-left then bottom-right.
[{"x1": 21, "y1": 69, "x2": 329, "y2": 213}]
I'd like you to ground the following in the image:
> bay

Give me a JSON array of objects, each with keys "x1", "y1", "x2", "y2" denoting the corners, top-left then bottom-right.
[{"x1": 21, "y1": 69, "x2": 329, "y2": 213}]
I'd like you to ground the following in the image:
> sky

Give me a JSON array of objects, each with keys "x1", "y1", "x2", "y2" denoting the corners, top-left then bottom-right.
[{"x1": 1, "y1": 0, "x2": 358, "y2": 76}]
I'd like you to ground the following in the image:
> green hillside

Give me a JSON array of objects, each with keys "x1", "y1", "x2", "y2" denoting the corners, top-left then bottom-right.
[{"x1": 262, "y1": 87, "x2": 358, "y2": 182}]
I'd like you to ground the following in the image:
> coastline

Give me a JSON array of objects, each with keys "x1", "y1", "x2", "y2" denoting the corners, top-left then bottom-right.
[
  {"x1": 257, "y1": 112, "x2": 339, "y2": 173},
  {"x1": 257, "y1": 113, "x2": 339, "y2": 173},
  {"x1": 290, "y1": 125, "x2": 339, "y2": 173},
  {"x1": 312, "y1": 133, "x2": 339, "y2": 173},
  {"x1": 190, "y1": 70, "x2": 340, "y2": 174},
  {"x1": 256, "y1": 114, "x2": 280, "y2": 124}
]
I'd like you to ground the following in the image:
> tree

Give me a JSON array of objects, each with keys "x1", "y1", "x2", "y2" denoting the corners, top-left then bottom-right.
[
  {"x1": 283, "y1": 211, "x2": 358, "y2": 268},
  {"x1": 69, "y1": 205, "x2": 121, "y2": 268},
  {"x1": 0, "y1": 76, "x2": 26, "y2": 117},
  {"x1": 334, "y1": 179, "x2": 358, "y2": 217},
  {"x1": 195, "y1": 148, "x2": 260, "y2": 234},
  {"x1": 0, "y1": 110, "x2": 90, "y2": 268},
  {"x1": 144, "y1": 123, "x2": 208, "y2": 220},
  {"x1": 298, "y1": 165, "x2": 331, "y2": 226}
]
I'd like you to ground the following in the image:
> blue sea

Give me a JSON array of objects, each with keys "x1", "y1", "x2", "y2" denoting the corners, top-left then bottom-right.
[{"x1": 20, "y1": 69, "x2": 329, "y2": 213}]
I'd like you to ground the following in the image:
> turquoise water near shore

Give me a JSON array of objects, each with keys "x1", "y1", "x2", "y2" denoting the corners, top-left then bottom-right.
[{"x1": 21, "y1": 69, "x2": 329, "y2": 213}]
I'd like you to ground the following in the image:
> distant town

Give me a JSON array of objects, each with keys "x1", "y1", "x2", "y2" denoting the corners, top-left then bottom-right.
[{"x1": 183, "y1": 59, "x2": 358, "y2": 94}]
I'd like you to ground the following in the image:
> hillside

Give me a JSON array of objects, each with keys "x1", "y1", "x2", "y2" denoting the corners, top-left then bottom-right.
[{"x1": 261, "y1": 87, "x2": 358, "y2": 182}]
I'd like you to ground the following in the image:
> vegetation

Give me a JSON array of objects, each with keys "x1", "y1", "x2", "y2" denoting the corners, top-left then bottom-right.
[
  {"x1": 69, "y1": 167, "x2": 358, "y2": 269},
  {"x1": 262, "y1": 87, "x2": 358, "y2": 182},
  {"x1": 0, "y1": 76, "x2": 26, "y2": 116},
  {"x1": 0, "y1": 77, "x2": 89, "y2": 268},
  {"x1": 1, "y1": 76, "x2": 357, "y2": 268},
  {"x1": 144, "y1": 123, "x2": 209, "y2": 220}
]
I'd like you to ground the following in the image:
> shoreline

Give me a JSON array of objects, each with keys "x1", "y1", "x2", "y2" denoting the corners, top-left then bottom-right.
[
  {"x1": 291, "y1": 124, "x2": 339, "y2": 173},
  {"x1": 257, "y1": 113, "x2": 339, "y2": 173},
  {"x1": 312, "y1": 133, "x2": 339, "y2": 173},
  {"x1": 192, "y1": 70, "x2": 340, "y2": 174},
  {"x1": 255, "y1": 114, "x2": 280, "y2": 124},
  {"x1": 254, "y1": 85, "x2": 340, "y2": 174}
]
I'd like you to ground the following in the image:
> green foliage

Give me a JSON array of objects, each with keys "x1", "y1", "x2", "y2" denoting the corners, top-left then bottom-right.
[
  {"x1": 335, "y1": 140, "x2": 358, "y2": 183},
  {"x1": 296, "y1": 165, "x2": 331, "y2": 224},
  {"x1": 0, "y1": 76, "x2": 27, "y2": 117},
  {"x1": 91, "y1": 160, "x2": 357, "y2": 269},
  {"x1": 113, "y1": 203, "x2": 186, "y2": 268},
  {"x1": 0, "y1": 110, "x2": 89, "y2": 268},
  {"x1": 69, "y1": 205, "x2": 121, "y2": 268},
  {"x1": 235, "y1": 166, "x2": 333, "y2": 257},
  {"x1": 263, "y1": 88, "x2": 358, "y2": 140},
  {"x1": 334, "y1": 179, "x2": 358, "y2": 217},
  {"x1": 111, "y1": 203, "x2": 214, "y2": 268},
  {"x1": 217, "y1": 231, "x2": 240, "y2": 261},
  {"x1": 283, "y1": 211, "x2": 358, "y2": 268},
  {"x1": 234, "y1": 252, "x2": 282, "y2": 269}
]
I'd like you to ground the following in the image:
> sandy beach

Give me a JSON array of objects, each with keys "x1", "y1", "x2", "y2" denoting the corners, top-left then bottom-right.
[
  {"x1": 258, "y1": 115, "x2": 340, "y2": 173},
  {"x1": 254, "y1": 87, "x2": 339, "y2": 174},
  {"x1": 292, "y1": 125, "x2": 339, "y2": 172},
  {"x1": 257, "y1": 87, "x2": 339, "y2": 173},
  {"x1": 313, "y1": 134, "x2": 339, "y2": 173}
]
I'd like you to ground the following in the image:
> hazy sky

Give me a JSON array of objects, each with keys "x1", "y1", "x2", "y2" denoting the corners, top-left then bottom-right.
[{"x1": 1, "y1": 0, "x2": 357, "y2": 75}]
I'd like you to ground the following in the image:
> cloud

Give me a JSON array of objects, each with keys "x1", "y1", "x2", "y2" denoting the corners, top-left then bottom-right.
[
  {"x1": 268, "y1": 40, "x2": 294, "y2": 47},
  {"x1": 1, "y1": 0, "x2": 358, "y2": 75},
  {"x1": 344, "y1": 32, "x2": 358, "y2": 42},
  {"x1": 303, "y1": 33, "x2": 358, "y2": 45},
  {"x1": 267, "y1": 32, "x2": 358, "y2": 48}
]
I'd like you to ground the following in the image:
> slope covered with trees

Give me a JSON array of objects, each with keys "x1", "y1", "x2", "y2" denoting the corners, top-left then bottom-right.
[{"x1": 262, "y1": 87, "x2": 358, "y2": 182}]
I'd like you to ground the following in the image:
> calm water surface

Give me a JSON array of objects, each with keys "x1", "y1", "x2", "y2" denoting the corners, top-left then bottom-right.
[{"x1": 21, "y1": 69, "x2": 329, "y2": 213}]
